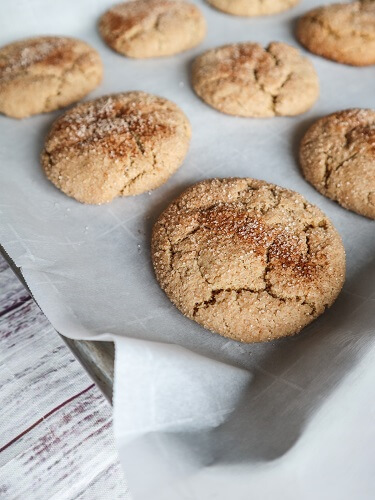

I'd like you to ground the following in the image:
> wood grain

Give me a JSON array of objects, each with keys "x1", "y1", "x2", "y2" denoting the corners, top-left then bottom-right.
[
  {"x1": 0, "y1": 258, "x2": 30, "y2": 318},
  {"x1": 0, "y1": 255, "x2": 129, "y2": 499}
]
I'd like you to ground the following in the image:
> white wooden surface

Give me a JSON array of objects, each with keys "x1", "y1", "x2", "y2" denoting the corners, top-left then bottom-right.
[{"x1": 0, "y1": 255, "x2": 129, "y2": 499}]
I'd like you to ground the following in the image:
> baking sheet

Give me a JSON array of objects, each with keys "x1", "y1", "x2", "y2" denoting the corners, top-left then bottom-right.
[{"x1": 0, "y1": 0, "x2": 374, "y2": 498}]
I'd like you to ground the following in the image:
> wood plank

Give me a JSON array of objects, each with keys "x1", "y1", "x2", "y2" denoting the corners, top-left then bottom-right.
[
  {"x1": 0, "y1": 262, "x2": 30, "y2": 316},
  {"x1": 0, "y1": 388, "x2": 127, "y2": 499},
  {"x1": 0, "y1": 255, "x2": 129, "y2": 499},
  {"x1": 73, "y1": 461, "x2": 130, "y2": 500},
  {"x1": 0, "y1": 246, "x2": 115, "y2": 403}
]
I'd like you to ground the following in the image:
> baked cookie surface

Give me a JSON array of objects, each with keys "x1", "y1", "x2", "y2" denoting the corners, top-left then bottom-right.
[
  {"x1": 99, "y1": 0, "x2": 206, "y2": 58},
  {"x1": 192, "y1": 42, "x2": 319, "y2": 117},
  {"x1": 296, "y1": 1, "x2": 375, "y2": 66},
  {"x1": 207, "y1": 0, "x2": 299, "y2": 17},
  {"x1": 0, "y1": 36, "x2": 102, "y2": 118},
  {"x1": 300, "y1": 109, "x2": 375, "y2": 219},
  {"x1": 41, "y1": 91, "x2": 191, "y2": 204},
  {"x1": 152, "y1": 178, "x2": 345, "y2": 343}
]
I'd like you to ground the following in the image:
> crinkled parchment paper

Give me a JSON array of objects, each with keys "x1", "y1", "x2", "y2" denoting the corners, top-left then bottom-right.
[{"x1": 0, "y1": 1, "x2": 374, "y2": 498}]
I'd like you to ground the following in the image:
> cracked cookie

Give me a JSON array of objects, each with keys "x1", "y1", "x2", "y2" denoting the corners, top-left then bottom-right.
[
  {"x1": 300, "y1": 109, "x2": 375, "y2": 219},
  {"x1": 99, "y1": 0, "x2": 206, "y2": 58},
  {"x1": 152, "y1": 178, "x2": 345, "y2": 343},
  {"x1": 296, "y1": 1, "x2": 375, "y2": 66},
  {"x1": 0, "y1": 36, "x2": 103, "y2": 119},
  {"x1": 41, "y1": 91, "x2": 191, "y2": 204},
  {"x1": 206, "y1": 0, "x2": 299, "y2": 17},
  {"x1": 192, "y1": 42, "x2": 319, "y2": 117}
]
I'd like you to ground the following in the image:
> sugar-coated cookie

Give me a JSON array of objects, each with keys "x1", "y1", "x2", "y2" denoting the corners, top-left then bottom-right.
[
  {"x1": 192, "y1": 42, "x2": 319, "y2": 117},
  {"x1": 152, "y1": 178, "x2": 346, "y2": 343},
  {"x1": 300, "y1": 109, "x2": 375, "y2": 219},
  {"x1": 0, "y1": 36, "x2": 102, "y2": 118},
  {"x1": 41, "y1": 92, "x2": 191, "y2": 204},
  {"x1": 99, "y1": 0, "x2": 206, "y2": 58},
  {"x1": 296, "y1": 2, "x2": 375, "y2": 66},
  {"x1": 207, "y1": 0, "x2": 299, "y2": 17}
]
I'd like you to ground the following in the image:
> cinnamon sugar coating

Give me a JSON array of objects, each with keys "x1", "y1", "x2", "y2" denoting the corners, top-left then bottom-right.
[
  {"x1": 296, "y1": 1, "x2": 375, "y2": 66},
  {"x1": 152, "y1": 178, "x2": 345, "y2": 343},
  {"x1": 300, "y1": 109, "x2": 375, "y2": 219},
  {"x1": 0, "y1": 36, "x2": 102, "y2": 118},
  {"x1": 192, "y1": 42, "x2": 319, "y2": 117},
  {"x1": 41, "y1": 91, "x2": 191, "y2": 204},
  {"x1": 99, "y1": 0, "x2": 206, "y2": 58}
]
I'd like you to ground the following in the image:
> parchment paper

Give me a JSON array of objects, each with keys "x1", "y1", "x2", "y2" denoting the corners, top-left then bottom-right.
[{"x1": 1, "y1": 1, "x2": 374, "y2": 498}]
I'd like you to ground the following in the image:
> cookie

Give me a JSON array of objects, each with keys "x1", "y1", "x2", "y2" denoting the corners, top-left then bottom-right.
[
  {"x1": 207, "y1": 0, "x2": 299, "y2": 17},
  {"x1": 0, "y1": 36, "x2": 103, "y2": 119},
  {"x1": 99, "y1": 0, "x2": 206, "y2": 59},
  {"x1": 300, "y1": 109, "x2": 375, "y2": 219},
  {"x1": 192, "y1": 42, "x2": 319, "y2": 117},
  {"x1": 296, "y1": 2, "x2": 375, "y2": 66},
  {"x1": 41, "y1": 91, "x2": 191, "y2": 204},
  {"x1": 152, "y1": 178, "x2": 345, "y2": 343}
]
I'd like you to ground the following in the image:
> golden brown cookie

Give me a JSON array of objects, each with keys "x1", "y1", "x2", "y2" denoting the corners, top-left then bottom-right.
[
  {"x1": 192, "y1": 42, "x2": 319, "y2": 117},
  {"x1": 152, "y1": 178, "x2": 346, "y2": 343},
  {"x1": 300, "y1": 109, "x2": 375, "y2": 219},
  {"x1": 207, "y1": 0, "x2": 299, "y2": 17},
  {"x1": 0, "y1": 36, "x2": 103, "y2": 119},
  {"x1": 99, "y1": 0, "x2": 206, "y2": 58},
  {"x1": 41, "y1": 91, "x2": 191, "y2": 204},
  {"x1": 296, "y1": 1, "x2": 375, "y2": 66}
]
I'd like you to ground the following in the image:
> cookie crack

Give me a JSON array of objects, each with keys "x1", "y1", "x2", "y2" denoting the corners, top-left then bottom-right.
[
  {"x1": 308, "y1": 15, "x2": 341, "y2": 40},
  {"x1": 368, "y1": 191, "x2": 375, "y2": 206},
  {"x1": 272, "y1": 83, "x2": 291, "y2": 113},
  {"x1": 307, "y1": 13, "x2": 375, "y2": 42},
  {"x1": 120, "y1": 162, "x2": 148, "y2": 194},
  {"x1": 192, "y1": 282, "x2": 317, "y2": 317},
  {"x1": 259, "y1": 186, "x2": 283, "y2": 214},
  {"x1": 301, "y1": 299, "x2": 317, "y2": 316},
  {"x1": 168, "y1": 197, "x2": 330, "y2": 317},
  {"x1": 174, "y1": 225, "x2": 201, "y2": 246},
  {"x1": 43, "y1": 52, "x2": 84, "y2": 112},
  {"x1": 322, "y1": 149, "x2": 359, "y2": 190},
  {"x1": 192, "y1": 287, "x2": 265, "y2": 316},
  {"x1": 42, "y1": 149, "x2": 58, "y2": 179},
  {"x1": 129, "y1": 131, "x2": 146, "y2": 155},
  {"x1": 258, "y1": 48, "x2": 295, "y2": 115},
  {"x1": 322, "y1": 151, "x2": 334, "y2": 190},
  {"x1": 318, "y1": 122, "x2": 371, "y2": 190},
  {"x1": 253, "y1": 65, "x2": 275, "y2": 115},
  {"x1": 262, "y1": 244, "x2": 281, "y2": 301},
  {"x1": 121, "y1": 8, "x2": 170, "y2": 45},
  {"x1": 333, "y1": 151, "x2": 359, "y2": 176},
  {"x1": 118, "y1": 129, "x2": 152, "y2": 194},
  {"x1": 158, "y1": 221, "x2": 177, "y2": 271},
  {"x1": 153, "y1": 11, "x2": 168, "y2": 34},
  {"x1": 263, "y1": 245, "x2": 317, "y2": 315}
]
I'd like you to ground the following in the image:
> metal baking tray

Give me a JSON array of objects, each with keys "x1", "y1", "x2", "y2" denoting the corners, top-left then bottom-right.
[{"x1": 0, "y1": 245, "x2": 114, "y2": 402}]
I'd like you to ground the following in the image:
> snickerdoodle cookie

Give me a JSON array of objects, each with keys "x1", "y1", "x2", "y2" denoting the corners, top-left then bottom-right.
[
  {"x1": 296, "y1": 1, "x2": 375, "y2": 66},
  {"x1": 41, "y1": 91, "x2": 191, "y2": 204},
  {"x1": 300, "y1": 109, "x2": 375, "y2": 219},
  {"x1": 207, "y1": 0, "x2": 299, "y2": 17},
  {"x1": 152, "y1": 178, "x2": 345, "y2": 343},
  {"x1": 99, "y1": 0, "x2": 206, "y2": 58},
  {"x1": 0, "y1": 36, "x2": 102, "y2": 119},
  {"x1": 192, "y1": 42, "x2": 319, "y2": 117}
]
